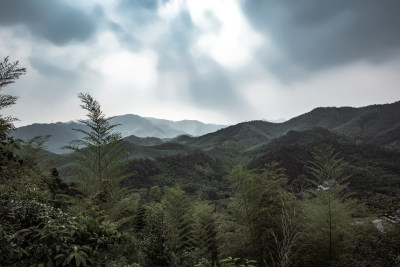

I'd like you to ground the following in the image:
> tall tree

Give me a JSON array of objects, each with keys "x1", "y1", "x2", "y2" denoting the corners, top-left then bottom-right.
[
  {"x1": 303, "y1": 145, "x2": 355, "y2": 266},
  {"x1": 0, "y1": 57, "x2": 26, "y2": 171},
  {"x1": 64, "y1": 93, "x2": 126, "y2": 204}
]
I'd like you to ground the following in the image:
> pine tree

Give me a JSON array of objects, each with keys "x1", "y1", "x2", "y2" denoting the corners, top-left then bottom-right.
[{"x1": 64, "y1": 93, "x2": 126, "y2": 204}]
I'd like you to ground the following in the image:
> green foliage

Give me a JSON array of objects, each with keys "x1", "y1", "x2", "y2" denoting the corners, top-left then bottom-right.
[
  {"x1": 54, "y1": 244, "x2": 94, "y2": 267},
  {"x1": 193, "y1": 202, "x2": 218, "y2": 265},
  {"x1": 0, "y1": 56, "x2": 25, "y2": 173},
  {"x1": 305, "y1": 144, "x2": 350, "y2": 188},
  {"x1": 0, "y1": 195, "x2": 120, "y2": 266},
  {"x1": 64, "y1": 93, "x2": 126, "y2": 207},
  {"x1": 0, "y1": 56, "x2": 26, "y2": 90},
  {"x1": 149, "y1": 185, "x2": 162, "y2": 203},
  {"x1": 303, "y1": 145, "x2": 356, "y2": 266},
  {"x1": 153, "y1": 150, "x2": 224, "y2": 194},
  {"x1": 108, "y1": 192, "x2": 141, "y2": 231},
  {"x1": 163, "y1": 187, "x2": 196, "y2": 266},
  {"x1": 133, "y1": 197, "x2": 147, "y2": 233},
  {"x1": 139, "y1": 202, "x2": 167, "y2": 266},
  {"x1": 0, "y1": 137, "x2": 74, "y2": 211},
  {"x1": 268, "y1": 201, "x2": 305, "y2": 267},
  {"x1": 221, "y1": 163, "x2": 290, "y2": 264},
  {"x1": 18, "y1": 135, "x2": 50, "y2": 165},
  {"x1": 336, "y1": 220, "x2": 400, "y2": 267},
  {"x1": 220, "y1": 256, "x2": 257, "y2": 267}
]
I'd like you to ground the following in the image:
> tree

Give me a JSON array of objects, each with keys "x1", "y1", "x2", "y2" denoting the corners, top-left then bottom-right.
[
  {"x1": 193, "y1": 202, "x2": 218, "y2": 266},
  {"x1": 140, "y1": 202, "x2": 168, "y2": 266},
  {"x1": 303, "y1": 145, "x2": 355, "y2": 266},
  {"x1": 0, "y1": 56, "x2": 26, "y2": 90},
  {"x1": 0, "y1": 57, "x2": 26, "y2": 171},
  {"x1": 221, "y1": 163, "x2": 291, "y2": 265},
  {"x1": 64, "y1": 93, "x2": 126, "y2": 205},
  {"x1": 162, "y1": 187, "x2": 196, "y2": 266},
  {"x1": 268, "y1": 200, "x2": 304, "y2": 267}
]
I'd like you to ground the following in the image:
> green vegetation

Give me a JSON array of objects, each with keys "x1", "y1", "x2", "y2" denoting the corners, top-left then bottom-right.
[
  {"x1": 303, "y1": 145, "x2": 355, "y2": 265},
  {"x1": 63, "y1": 92, "x2": 126, "y2": 205},
  {"x1": 1, "y1": 56, "x2": 400, "y2": 266}
]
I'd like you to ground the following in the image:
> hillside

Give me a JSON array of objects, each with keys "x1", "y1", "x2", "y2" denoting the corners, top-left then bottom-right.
[
  {"x1": 12, "y1": 122, "x2": 87, "y2": 154},
  {"x1": 144, "y1": 117, "x2": 224, "y2": 136},
  {"x1": 174, "y1": 101, "x2": 400, "y2": 156},
  {"x1": 285, "y1": 101, "x2": 400, "y2": 148},
  {"x1": 174, "y1": 120, "x2": 281, "y2": 150},
  {"x1": 124, "y1": 135, "x2": 164, "y2": 146},
  {"x1": 247, "y1": 128, "x2": 400, "y2": 212}
]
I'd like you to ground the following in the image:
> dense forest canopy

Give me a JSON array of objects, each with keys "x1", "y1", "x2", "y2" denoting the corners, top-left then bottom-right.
[{"x1": 1, "y1": 57, "x2": 400, "y2": 267}]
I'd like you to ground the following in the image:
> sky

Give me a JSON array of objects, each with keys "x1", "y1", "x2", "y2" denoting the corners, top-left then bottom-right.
[{"x1": 1, "y1": 0, "x2": 400, "y2": 127}]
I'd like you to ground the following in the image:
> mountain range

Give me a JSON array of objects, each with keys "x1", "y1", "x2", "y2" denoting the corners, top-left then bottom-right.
[
  {"x1": 13, "y1": 101, "x2": 400, "y2": 155},
  {"x1": 12, "y1": 114, "x2": 225, "y2": 153}
]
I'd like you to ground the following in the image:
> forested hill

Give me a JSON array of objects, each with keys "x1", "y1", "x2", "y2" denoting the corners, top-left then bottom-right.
[
  {"x1": 174, "y1": 101, "x2": 400, "y2": 153},
  {"x1": 247, "y1": 128, "x2": 400, "y2": 202},
  {"x1": 285, "y1": 100, "x2": 400, "y2": 148}
]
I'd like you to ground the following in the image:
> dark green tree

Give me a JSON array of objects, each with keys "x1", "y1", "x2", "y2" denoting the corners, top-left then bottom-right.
[{"x1": 64, "y1": 93, "x2": 126, "y2": 204}]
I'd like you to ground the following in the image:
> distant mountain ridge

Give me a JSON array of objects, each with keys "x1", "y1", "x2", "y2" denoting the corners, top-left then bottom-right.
[
  {"x1": 12, "y1": 114, "x2": 226, "y2": 154},
  {"x1": 12, "y1": 101, "x2": 400, "y2": 154}
]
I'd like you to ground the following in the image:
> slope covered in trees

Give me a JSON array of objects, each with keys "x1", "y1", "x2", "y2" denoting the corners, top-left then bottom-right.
[{"x1": 172, "y1": 101, "x2": 400, "y2": 154}]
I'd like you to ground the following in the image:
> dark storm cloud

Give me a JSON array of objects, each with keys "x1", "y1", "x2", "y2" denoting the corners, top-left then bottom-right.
[
  {"x1": 0, "y1": 0, "x2": 96, "y2": 45},
  {"x1": 242, "y1": 0, "x2": 400, "y2": 75}
]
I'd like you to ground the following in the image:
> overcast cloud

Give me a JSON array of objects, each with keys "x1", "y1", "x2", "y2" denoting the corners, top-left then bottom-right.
[
  {"x1": 0, "y1": 0, "x2": 399, "y2": 127},
  {"x1": 242, "y1": 0, "x2": 400, "y2": 79}
]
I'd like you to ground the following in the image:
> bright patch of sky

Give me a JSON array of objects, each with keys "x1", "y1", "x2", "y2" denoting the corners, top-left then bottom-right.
[{"x1": 187, "y1": 0, "x2": 264, "y2": 69}]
